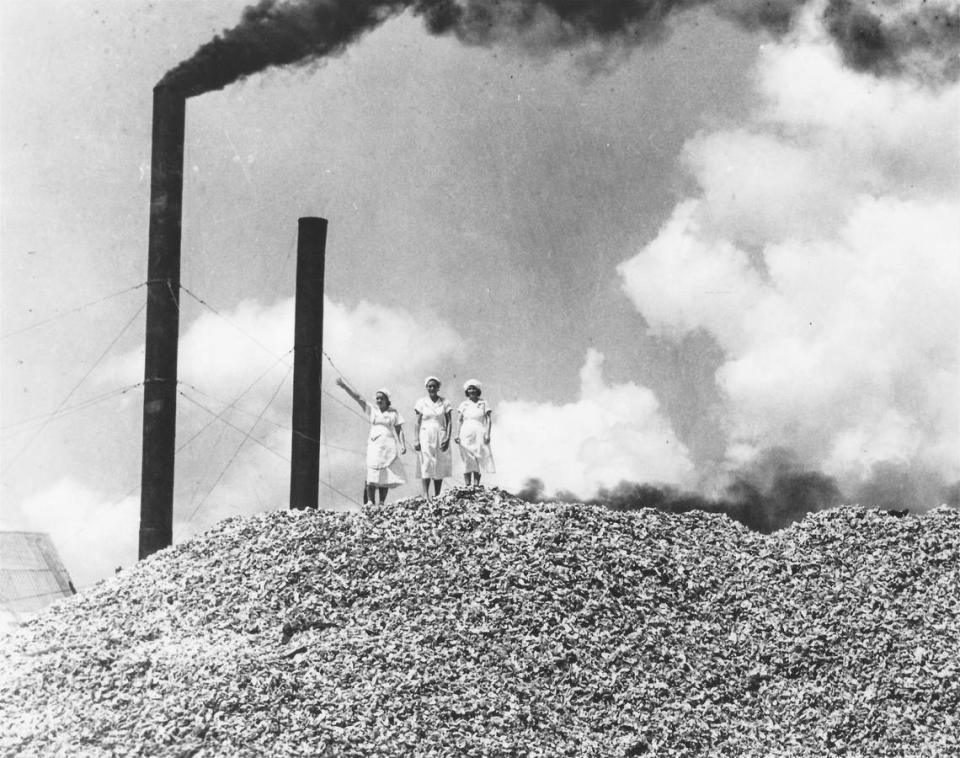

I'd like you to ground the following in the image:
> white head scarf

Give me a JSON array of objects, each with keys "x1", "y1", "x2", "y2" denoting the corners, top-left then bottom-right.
[
  {"x1": 424, "y1": 376, "x2": 441, "y2": 388},
  {"x1": 463, "y1": 379, "x2": 482, "y2": 393},
  {"x1": 374, "y1": 388, "x2": 392, "y2": 404}
]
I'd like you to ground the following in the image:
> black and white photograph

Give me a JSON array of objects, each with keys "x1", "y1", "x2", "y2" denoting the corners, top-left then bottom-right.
[{"x1": 1, "y1": 0, "x2": 958, "y2": 754}]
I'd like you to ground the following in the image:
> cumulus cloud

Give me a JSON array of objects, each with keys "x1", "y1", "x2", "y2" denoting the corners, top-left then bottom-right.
[
  {"x1": 685, "y1": 33, "x2": 959, "y2": 248},
  {"x1": 100, "y1": 295, "x2": 464, "y2": 399},
  {"x1": 618, "y1": 11, "x2": 960, "y2": 497},
  {"x1": 321, "y1": 298, "x2": 466, "y2": 397},
  {"x1": 496, "y1": 349, "x2": 695, "y2": 498}
]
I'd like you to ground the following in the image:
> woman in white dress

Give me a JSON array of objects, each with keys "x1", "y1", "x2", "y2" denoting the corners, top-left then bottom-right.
[
  {"x1": 336, "y1": 377, "x2": 407, "y2": 505},
  {"x1": 455, "y1": 379, "x2": 495, "y2": 487},
  {"x1": 413, "y1": 376, "x2": 452, "y2": 500}
]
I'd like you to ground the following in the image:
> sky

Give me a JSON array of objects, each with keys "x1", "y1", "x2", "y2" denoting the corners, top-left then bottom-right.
[{"x1": 1, "y1": 0, "x2": 957, "y2": 588}]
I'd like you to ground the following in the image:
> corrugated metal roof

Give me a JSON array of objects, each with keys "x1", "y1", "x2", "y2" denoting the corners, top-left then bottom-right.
[{"x1": 1, "y1": 532, "x2": 75, "y2": 628}]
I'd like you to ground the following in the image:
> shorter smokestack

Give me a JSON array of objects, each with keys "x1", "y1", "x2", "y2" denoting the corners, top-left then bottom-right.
[{"x1": 289, "y1": 217, "x2": 327, "y2": 510}]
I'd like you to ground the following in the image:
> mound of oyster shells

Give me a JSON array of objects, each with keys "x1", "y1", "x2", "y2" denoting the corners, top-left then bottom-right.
[{"x1": 1, "y1": 488, "x2": 957, "y2": 756}]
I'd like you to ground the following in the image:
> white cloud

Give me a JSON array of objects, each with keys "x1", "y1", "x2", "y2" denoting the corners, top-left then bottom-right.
[
  {"x1": 495, "y1": 349, "x2": 695, "y2": 498},
  {"x1": 680, "y1": 22, "x2": 959, "y2": 250},
  {"x1": 100, "y1": 295, "x2": 464, "y2": 400},
  {"x1": 618, "y1": 10, "x2": 960, "y2": 492},
  {"x1": 618, "y1": 200, "x2": 769, "y2": 350},
  {"x1": 321, "y1": 298, "x2": 465, "y2": 398}
]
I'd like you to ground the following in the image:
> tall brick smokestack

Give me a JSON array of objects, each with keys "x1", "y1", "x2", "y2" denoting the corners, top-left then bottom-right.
[{"x1": 139, "y1": 86, "x2": 185, "y2": 560}]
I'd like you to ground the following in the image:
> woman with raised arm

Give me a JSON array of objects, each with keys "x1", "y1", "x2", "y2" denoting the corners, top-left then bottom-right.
[
  {"x1": 336, "y1": 377, "x2": 406, "y2": 505},
  {"x1": 455, "y1": 379, "x2": 495, "y2": 487},
  {"x1": 413, "y1": 376, "x2": 452, "y2": 500}
]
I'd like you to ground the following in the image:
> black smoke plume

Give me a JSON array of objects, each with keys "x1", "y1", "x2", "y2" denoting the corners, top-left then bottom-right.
[
  {"x1": 160, "y1": 0, "x2": 959, "y2": 97},
  {"x1": 823, "y1": 0, "x2": 959, "y2": 81}
]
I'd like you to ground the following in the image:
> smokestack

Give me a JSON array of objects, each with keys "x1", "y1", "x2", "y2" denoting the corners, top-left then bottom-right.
[
  {"x1": 139, "y1": 86, "x2": 185, "y2": 560},
  {"x1": 289, "y1": 217, "x2": 327, "y2": 510}
]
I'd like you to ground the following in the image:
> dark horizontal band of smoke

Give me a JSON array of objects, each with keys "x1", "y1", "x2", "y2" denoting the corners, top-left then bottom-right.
[
  {"x1": 513, "y1": 451, "x2": 960, "y2": 533},
  {"x1": 514, "y1": 467, "x2": 845, "y2": 535},
  {"x1": 160, "y1": 0, "x2": 959, "y2": 96}
]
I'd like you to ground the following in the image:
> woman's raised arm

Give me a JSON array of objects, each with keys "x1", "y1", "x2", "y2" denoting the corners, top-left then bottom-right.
[{"x1": 336, "y1": 377, "x2": 368, "y2": 413}]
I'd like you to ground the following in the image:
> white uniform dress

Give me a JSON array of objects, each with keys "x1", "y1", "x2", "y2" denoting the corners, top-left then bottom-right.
[
  {"x1": 457, "y1": 399, "x2": 495, "y2": 474},
  {"x1": 414, "y1": 396, "x2": 452, "y2": 479},
  {"x1": 365, "y1": 404, "x2": 406, "y2": 488}
]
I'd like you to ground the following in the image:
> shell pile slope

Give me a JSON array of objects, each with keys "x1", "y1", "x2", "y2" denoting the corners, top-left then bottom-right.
[{"x1": 1, "y1": 489, "x2": 958, "y2": 757}]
